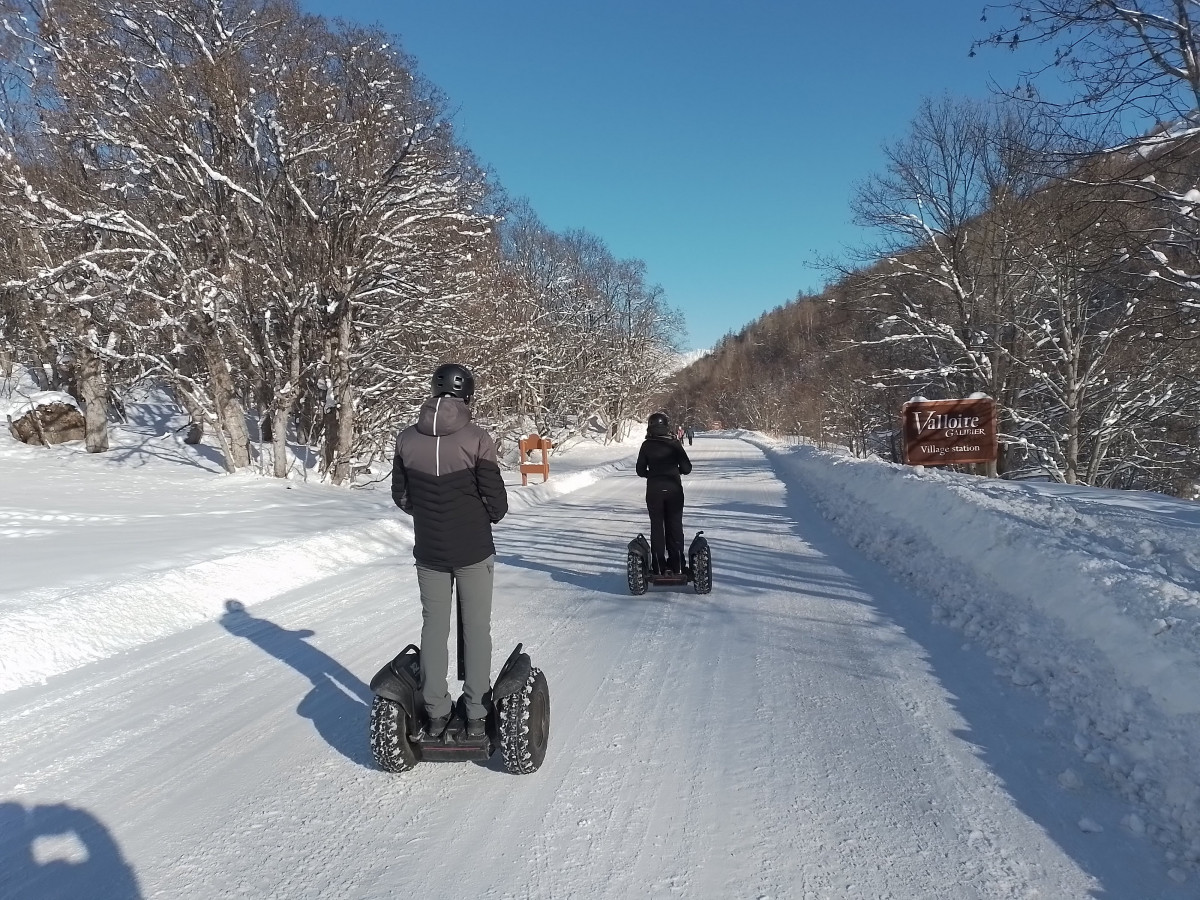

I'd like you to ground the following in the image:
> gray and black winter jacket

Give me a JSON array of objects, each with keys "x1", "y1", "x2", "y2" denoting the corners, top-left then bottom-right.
[{"x1": 392, "y1": 396, "x2": 508, "y2": 569}]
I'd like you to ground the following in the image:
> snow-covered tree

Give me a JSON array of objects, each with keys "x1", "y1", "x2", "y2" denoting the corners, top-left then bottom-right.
[{"x1": 0, "y1": 0, "x2": 677, "y2": 474}]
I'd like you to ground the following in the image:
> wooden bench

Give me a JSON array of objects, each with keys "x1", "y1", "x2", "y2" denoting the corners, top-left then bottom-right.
[{"x1": 519, "y1": 432, "x2": 553, "y2": 485}]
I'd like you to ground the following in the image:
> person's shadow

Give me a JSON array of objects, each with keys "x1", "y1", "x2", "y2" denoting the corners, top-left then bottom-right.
[
  {"x1": 219, "y1": 600, "x2": 374, "y2": 768},
  {"x1": 0, "y1": 801, "x2": 142, "y2": 899}
]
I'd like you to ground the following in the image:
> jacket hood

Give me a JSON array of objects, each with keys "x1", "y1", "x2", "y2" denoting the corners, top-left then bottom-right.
[{"x1": 417, "y1": 395, "x2": 471, "y2": 436}]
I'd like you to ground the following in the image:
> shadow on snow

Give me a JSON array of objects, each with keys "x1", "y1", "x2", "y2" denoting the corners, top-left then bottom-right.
[
  {"x1": 0, "y1": 801, "x2": 142, "y2": 900},
  {"x1": 219, "y1": 600, "x2": 374, "y2": 769}
]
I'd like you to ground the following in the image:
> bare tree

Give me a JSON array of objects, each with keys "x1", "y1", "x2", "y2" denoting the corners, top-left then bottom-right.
[
  {"x1": 978, "y1": 1, "x2": 1200, "y2": 126},
  {"x1": 848, "y1": 96, "x2": 1060, "y2": 471},
  {"x1": 1, "y1": 0, "x2": 678, "y2": 473}
]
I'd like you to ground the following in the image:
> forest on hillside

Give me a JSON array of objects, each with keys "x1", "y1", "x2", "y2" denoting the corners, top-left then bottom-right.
[
  {"x1": 663, "y1": 1, "x2": 1200, "y2": 498},
  {"x1": 0, "y1": 0, "x2": 681, "y2": 480}
]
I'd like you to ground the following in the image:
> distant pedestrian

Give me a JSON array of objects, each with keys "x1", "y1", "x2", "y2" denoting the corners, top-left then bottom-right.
[{"x1": 685, "y1": 424, "x2": 694, "y2": 446}]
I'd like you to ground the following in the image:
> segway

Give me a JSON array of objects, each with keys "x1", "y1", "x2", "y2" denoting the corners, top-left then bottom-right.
[
  {"x1": 626, "y1": 531, "x2": 712, "y2": 595},
  {"x1": 368, "y1": 603, "x2": 550, "y2": 775}
]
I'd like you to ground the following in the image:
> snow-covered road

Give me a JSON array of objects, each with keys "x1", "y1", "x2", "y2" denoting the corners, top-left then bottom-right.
[{"x1": 0, "y1": 435, "x2": 1187, "y2": 898}]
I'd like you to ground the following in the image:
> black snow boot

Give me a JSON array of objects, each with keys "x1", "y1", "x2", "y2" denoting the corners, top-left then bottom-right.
[
  {"x1": 466, "y1": 718, "x2": 486, "y2": 740},
  {"x1": 423, "y1": 713, "x2": 449, "y2": 741}
]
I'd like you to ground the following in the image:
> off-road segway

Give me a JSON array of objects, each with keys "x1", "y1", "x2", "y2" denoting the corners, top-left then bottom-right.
[
  {"x1": 368, "y1": 604, "x2": 550, "y2": 775},
  {"x1": 626, "y1": 530, "x2": 712, "y2": 595}
]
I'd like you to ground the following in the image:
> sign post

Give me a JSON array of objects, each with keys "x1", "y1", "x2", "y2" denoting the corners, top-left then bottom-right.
[
  {"x1": 519, "y1": 432, "x2": 553, "y2": 485},
  {"x1": 901, "y1": 397, "x2": 997, "y2": 467}
]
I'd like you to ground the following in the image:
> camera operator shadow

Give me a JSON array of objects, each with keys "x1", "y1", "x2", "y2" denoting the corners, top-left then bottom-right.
[{"x1": 0, "y1": 801, "x2": 142, "y2": 900}]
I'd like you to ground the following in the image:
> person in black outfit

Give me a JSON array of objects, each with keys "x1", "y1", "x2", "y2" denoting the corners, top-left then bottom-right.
[{"x1": 636, "y1": 412, "x2": 692, "y2": 574}]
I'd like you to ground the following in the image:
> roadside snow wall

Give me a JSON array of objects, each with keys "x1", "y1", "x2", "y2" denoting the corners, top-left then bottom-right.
[{"x1": 755, "y1": 436, "x2": 1200, "y2": 871}]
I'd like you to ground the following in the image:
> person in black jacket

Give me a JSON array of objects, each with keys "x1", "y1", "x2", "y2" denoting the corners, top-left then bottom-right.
[
  {"x1": 391, "y1": 363, "x2": 508, "y2": 741},
  {"x1": 636, "y1": 411, "x2": 693, "y2": 575}
]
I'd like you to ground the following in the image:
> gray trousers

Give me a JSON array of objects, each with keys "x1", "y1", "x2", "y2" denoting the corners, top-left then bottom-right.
[{"x1": 416, "y1": 555, "x2": 494, "y2": 721}]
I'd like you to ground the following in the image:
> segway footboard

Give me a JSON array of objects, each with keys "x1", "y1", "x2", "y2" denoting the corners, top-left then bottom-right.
[{"x1": 418, "y1": 697, "x2": 492, "y2": 763}]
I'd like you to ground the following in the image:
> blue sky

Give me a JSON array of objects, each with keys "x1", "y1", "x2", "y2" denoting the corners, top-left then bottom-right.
[{"x1": 299, "y1": 1, "x2": 1050, "y2": 351}]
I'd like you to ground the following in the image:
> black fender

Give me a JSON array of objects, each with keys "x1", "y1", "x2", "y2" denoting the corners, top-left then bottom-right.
[
  {"x1": 491, "y1": 642, "x2": 533, "y2": 704},
  {"x1": 371, "y1": 642, "x2": 539, "y2": 718},
  {"x1": 369, "y1": 644, "x2": 422, "y2": 722},
  {"x1": 687, "y1": 531, "x2": 708, "y2": 559},
  {"x1": 627, "y1": 533, "x2": 651, "y2": 561}
]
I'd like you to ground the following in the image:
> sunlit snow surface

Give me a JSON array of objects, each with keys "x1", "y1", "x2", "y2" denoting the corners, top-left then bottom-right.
[{"x1": 0, "y1": 400, "x2": 1196, "y2": 897}]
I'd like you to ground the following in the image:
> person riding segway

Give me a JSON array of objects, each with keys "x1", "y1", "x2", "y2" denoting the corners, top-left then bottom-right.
[
  {"x1": 391, "y1": 363, "x2": 507, "y2": 741},
  {"x1": 636, "y1": 412, "x2": 692, "y2": 576},
  {"x1": 372, "y1": 363, "x2": 550, "y2": 774},
  {"x1": 625, "y1": 413, "x2": 712, "y2": 595}
]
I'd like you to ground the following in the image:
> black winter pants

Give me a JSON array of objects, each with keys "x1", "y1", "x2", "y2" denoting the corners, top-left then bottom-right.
[{"x1": 646, "y1": 483, "x2": 685, "y2": 573}]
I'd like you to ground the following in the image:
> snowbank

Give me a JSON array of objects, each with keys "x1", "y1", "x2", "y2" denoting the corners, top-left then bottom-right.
[
  {"x1": 0, "y1": 517, "x2": 413, "y2": 693},
  {"x1": 752, "y1": 435, "x2": 1200, "y2": 870},
  {"x1": 0, "y1": 396, "x2": 638, "y2": 693}
]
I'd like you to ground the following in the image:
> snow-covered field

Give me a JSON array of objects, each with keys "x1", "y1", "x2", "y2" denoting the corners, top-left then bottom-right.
[{"x1": 2, "y1": 399, "x2": 1198, "y2": 898}]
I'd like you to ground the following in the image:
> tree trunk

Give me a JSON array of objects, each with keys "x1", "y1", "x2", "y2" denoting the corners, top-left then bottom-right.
[
  {"x1": 199, "y1": 321, "x2": 251, "y2": 472},
  {"x1": 271, "y1": 407, "x2": 291, "y2": 478},
  {"x1": 270, "y1": 314, "x2": 305, "y2": 478},
  {"x1": 77, "y1": 342, "x2": 110, "y2": 453},
  {"x1": 1064, "y1": 387, "x2": 1080, "y2": 485},
  {"x1": 321, "y1": 305, "x2": 355, "y2": 485},
  {"x1": 332, "y1": 331, "x2": 355, "y2": 485}
]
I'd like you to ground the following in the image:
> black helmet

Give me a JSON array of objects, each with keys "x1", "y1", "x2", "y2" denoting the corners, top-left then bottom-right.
[
  {"x1": 647, "y1": 411, "x2": 670, "y2": 436},
  {"x1": 431, "y1": 363, "x2": 474, "y2": 403}
]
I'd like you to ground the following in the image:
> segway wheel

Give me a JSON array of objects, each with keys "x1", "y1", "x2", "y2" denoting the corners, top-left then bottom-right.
[
  {"x1": 627, "y1": 550, "x2": 647, "y2": 595},
  {"x1": 692, "y1": 545, "x2": 712, "y2": 595},
  {"x1": 498, "y1": 667, "x2": 550, "y2": 775},
  {"x1": 369, "y1": 695, "x2": 419, "y2": 772}
]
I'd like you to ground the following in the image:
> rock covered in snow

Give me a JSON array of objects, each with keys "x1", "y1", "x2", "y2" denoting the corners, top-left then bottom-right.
[{"x1": 7, "y1": 392, "x2": 85, "y2": 446}]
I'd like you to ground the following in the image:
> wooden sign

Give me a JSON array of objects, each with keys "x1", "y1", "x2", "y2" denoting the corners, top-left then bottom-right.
[
  {"x1": 901, "y1": 398, "x2": 997, "y2": 466},
  {"x1": 519, "y1": 432, "x2": 553, "y2": 485}
]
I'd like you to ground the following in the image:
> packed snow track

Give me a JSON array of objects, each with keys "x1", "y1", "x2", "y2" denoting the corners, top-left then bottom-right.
[{"x1": 0, "y1": 434, "x2": 1186, "y2": 898}]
